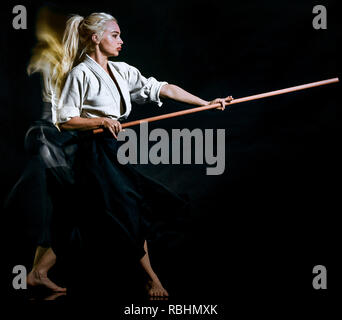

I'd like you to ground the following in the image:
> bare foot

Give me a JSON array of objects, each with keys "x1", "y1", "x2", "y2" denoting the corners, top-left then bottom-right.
[
  {"x1": 27, "y1": 269, "x2": 67, "y2": 292},
  {"x1": 146, "y1": 279, "x2": 169, "y2": 298},
  {"x1": 44, "y1": 292, "x2": 67, "y2": 301}
]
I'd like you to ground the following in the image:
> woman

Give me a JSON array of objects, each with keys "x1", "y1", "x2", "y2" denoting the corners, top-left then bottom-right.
[{"x1": 26, "y1": 12, "x2": 232, "y2": 297}]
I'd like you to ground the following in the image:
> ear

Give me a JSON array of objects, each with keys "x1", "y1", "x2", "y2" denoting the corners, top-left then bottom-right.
[{"x1": 91, "y1": 33, "x2": 100, "y2": 45}]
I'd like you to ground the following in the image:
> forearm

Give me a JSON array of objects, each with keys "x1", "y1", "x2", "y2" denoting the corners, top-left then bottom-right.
[
  {"x1": 58, "y1": 116, "x2": 104, "y2": 131},
  {"x1": 160, "y1": 84, "x2": 209, "y2": 106}
]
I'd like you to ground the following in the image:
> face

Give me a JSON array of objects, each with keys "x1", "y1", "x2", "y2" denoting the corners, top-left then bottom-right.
[{"x1": 98, "y1": 20, "x2": 123, "y2": 57}]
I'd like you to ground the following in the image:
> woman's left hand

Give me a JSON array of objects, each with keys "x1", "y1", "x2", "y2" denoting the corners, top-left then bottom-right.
[{"x1": 209, "y1": 95, "x2": 234, "y2": 111}]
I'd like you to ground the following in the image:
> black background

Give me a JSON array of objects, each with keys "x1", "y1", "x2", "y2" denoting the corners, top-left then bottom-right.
[{"x1": 1, "y1": 0, "x2": 340, "y2": 314}]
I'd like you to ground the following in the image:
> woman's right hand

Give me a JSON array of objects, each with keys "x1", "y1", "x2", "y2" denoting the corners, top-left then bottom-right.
[{"x1": 100, "y1": 118, "x2": 123, "y2": 139}]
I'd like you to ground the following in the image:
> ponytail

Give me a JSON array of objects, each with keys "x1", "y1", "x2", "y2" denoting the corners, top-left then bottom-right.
[
  {"x1": 62, "y1": 15, "x2": 84, "y2": 73},
  {"x1": 28, "y1": 11, "x2": 116, "y2": 101}
]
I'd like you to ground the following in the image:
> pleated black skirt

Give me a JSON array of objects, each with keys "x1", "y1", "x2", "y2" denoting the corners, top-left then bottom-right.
[{"x1": 5, "y1": 120, "x2": 187, "y2": 262}]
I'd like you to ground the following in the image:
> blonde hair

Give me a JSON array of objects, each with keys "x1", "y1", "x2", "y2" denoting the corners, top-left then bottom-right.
[{"x1": 28, "y1": 11, "x2": 117, "y2": 100}]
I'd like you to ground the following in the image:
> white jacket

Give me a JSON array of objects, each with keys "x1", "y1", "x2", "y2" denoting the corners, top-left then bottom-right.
[{"x1": 54, "y1": 54, "x2": 167, "y2": 126}]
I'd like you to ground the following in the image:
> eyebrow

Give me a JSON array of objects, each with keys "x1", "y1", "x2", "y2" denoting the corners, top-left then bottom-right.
[{"x1": 111, "y1": 30, "x2": 120, "y2": 34}]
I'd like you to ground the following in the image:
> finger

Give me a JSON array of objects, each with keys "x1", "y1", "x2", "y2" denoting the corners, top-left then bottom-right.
[
  {"x1": 114, "y1": 126, "x2": 120, "y2": 138},
  {"x1": 216, "y1": 100, "x2": 223, "y2": 110},
  {"x1": 109, "y1": 126, "x2": 117, "y2": 139},
  {"x1": 112, "y1": 122, "x2": 118, "y2": 132},
  {"x1": 114, "y1": 124, "x2": 121, "y2": 136},
  {"x1": 217, "y1": 99, "x2": 224, "y2": 110},
  {"x1": 115, "y1": 122, "x2": 122, "y2": 132},
  {"x1": 221, "y1": 100, "x2": 226, "y2": 111}
]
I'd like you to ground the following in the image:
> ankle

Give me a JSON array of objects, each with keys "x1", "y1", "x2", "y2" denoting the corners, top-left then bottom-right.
[
  {"x1": 148, "y1": 274, "x2": 162, "y2": 284},
  {"x1": 32, "y1": 267, "x2": 48, "y2": 277}
]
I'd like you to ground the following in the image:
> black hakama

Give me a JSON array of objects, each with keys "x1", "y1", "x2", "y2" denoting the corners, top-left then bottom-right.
[{"x1": 5, "y1": 120, "x2": 187, "y2": 265}]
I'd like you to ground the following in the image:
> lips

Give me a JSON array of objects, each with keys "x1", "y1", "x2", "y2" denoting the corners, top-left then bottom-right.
[{"x1": 117, "y1": 47, "x2": 122, "y2": 51}]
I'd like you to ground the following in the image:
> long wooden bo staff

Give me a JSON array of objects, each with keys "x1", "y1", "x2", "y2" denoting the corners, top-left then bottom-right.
[{"x1": 92, "y1": 77, "x2": 339, "y2": 134}]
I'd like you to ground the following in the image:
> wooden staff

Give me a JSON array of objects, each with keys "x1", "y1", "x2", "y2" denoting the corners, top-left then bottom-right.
[{"x1": 93, "y1": 77, "x2": 339, "y2": 134}]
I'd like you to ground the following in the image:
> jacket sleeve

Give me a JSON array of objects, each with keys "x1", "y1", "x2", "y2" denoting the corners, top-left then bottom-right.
[
  {"x1": 119, "y1": 62, "x2": 168, "y2": 107},
  {"x1": 56, "y1": 69, "x2": 86, "y2": 125}
]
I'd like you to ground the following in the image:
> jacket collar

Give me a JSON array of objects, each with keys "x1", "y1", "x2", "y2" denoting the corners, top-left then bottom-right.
[{"x1": 83, "y1": 55, "x2": 131, "y2": 118}]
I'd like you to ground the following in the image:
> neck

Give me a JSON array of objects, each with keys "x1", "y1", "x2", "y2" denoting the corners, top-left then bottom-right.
[{"x1": 89, "y1": 49, "x2": 109, "y2": 71}]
